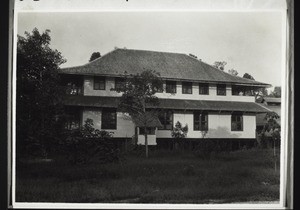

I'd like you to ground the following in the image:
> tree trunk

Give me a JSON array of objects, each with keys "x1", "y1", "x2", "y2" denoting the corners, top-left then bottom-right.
[
  {"x1": 274, "y1": 139, "x2": 277, "y2": 173},
  {"x1": 142, "y1": 99, "x2": 149, "y2": 158},
  {"x1": 41, "y1": 112, "x2": 47, "y2": 159},
  {"x1": 144, "y1": 128, "x2": 148, "y2": 158}
]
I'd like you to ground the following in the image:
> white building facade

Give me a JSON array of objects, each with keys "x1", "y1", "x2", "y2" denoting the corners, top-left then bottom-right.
[{"x1": 60, "y1": 48, "x2": 270, "y2": 148}]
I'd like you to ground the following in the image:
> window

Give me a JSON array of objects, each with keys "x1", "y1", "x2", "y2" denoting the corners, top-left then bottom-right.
[
  {"x1": 232, "y1": 85, "x2": 246, "y2": 96},
  {"x1": 65, "y1": 109, "x2": 81, "y2": 130},
  {"x1": 217, "y1": 84, "x2": 226, "y2": 95},
  {"x1": 182, "y1": 82, "x2": 193, "y2": 94},
  {"x1": 94, "y1": 76, "x2": 105, "y2": 90},
  {"x1": 166, "y1": 81, "x2": 176, "y2": 93},
  {"x1": 115, "y1": 78, "x2": 125, "y2": 90},
  {"x1": 65, "y1": 120, "x2": 80, "y2": 130},
  {"x1": 66, "y1": 82, "x2": 82, "y2": 95},
  {"x1": 194, "y1": 112, "x2": 208, "y2": 131},
  {"x1": 199, "y1": 83, "x2": 209, "y2": 95},
  {"x1": 231, "y1": 114, "x2": 243, "y2": 131},
  {"x1": 158, "y1": 110, "x2": 173, "y2": 130},
  {"x1": 101, "y1": 109, "x2": 117, "y2": 129},
  {"x1": 139, "y1": 127, "x2": 156, "y2": 135}
]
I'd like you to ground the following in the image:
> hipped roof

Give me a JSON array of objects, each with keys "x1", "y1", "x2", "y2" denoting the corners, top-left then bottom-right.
[
  {"x1": 60, "y1": 48, "x2": 270, "y2": 87},
  {"x1": 64, "y1": 95, "x2": 271, "y2": 113}
]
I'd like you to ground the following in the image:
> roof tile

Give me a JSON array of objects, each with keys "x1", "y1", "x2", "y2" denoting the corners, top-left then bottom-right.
[{"x1": 60, "y1": 49, "x2": 270, "y2": 86}]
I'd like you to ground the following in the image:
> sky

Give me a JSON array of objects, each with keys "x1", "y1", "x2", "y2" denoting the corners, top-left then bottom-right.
[{"x1": 17, "y1": 11, "x2": 284, "y2": 89}]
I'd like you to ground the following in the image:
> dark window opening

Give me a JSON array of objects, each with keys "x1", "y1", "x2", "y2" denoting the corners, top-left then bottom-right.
[
  {"x1": 182, "y1": 82, "x2": 193, "y2": 94},
  {"x1": 194, "y1": 112, "x2": 208, "y2": 131},
  {"x1": 217, "y1": 84, "x2": 226, "y2": 95},
  {"x1": 61, "y1": 75, "x2": 83, "y2": 95},
  {"x1": 232, "y1": 85, "x2": 245, "y2": 96},
  {"x1": 65, "y1": 118, "x2": 81, "y2": 130},
  {"x1": 101, "y1": 109, "x2": 117, "y2": 129},
  {"x1": 64, "y1": 108, "x2": 81, "y2": 130},
  {"x1": 232, "y1": 85, "x2": 255, "y2": 96},
  {"x1": 94, "y1": 76, "x2": 106, "y2": 90},
  {"x1": 115, "y1": 77, "x2": 125, "y2": 90},
  {"x1": 139, "y1": 127, "x2": 156, "y2": 135},
  {"x1": 199, "y1": 83, "x2": 209, "y2": 95},
  {"x1": 231, "y1": 114, "x2": 243, "y2": 131},
  {"x1": 66, "y1": 82, "x2": 82, "y2": 95},
  {"x1": 166, "y1": 81, "x2": 176, "y2": 93},
  {"x1": 158, "y1": 110, "x2": 173, "y2": 130}
]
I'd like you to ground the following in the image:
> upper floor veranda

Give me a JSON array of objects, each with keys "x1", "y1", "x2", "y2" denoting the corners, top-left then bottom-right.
[{"x1": 61, "y1": 74, "x2": 265, "y2": 103}]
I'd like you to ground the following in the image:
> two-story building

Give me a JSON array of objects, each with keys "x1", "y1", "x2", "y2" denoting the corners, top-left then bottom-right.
[{"x1": 59, "y1": 48, "x2": 271, "y2": 149}]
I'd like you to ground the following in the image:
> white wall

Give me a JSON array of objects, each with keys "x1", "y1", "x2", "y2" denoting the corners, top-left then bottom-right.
[
  {"x1": 156, "y1": 111, "x2": 256, "y2": 139},
  {"x1": 83, "y1": 76, "x2": 255, "y2": 102},
  {"x1": 84, "y1": 76, "x2": 122, "y2": 97},
  {"x1": 82, "y1": 108, "x2": 135, "y2": 138},
  {"x1": 82, "y1": 108, "x2": 256, "y2": 140},
  {"x1": 138, "y1": 134, "x2": 157, "y2": 145}
]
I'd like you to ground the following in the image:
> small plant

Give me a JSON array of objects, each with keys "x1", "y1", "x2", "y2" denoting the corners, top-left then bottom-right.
[{"x1": 171, "y1": 121, "x2": 188, "y2": 150}]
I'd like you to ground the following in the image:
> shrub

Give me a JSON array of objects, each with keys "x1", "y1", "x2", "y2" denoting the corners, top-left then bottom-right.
[
  {"x1": 60, "y1": 119, "x2": 121, "y2": 164},
  {"x1": 171, "y1": 121, "x2": 188, "y2": 150}
]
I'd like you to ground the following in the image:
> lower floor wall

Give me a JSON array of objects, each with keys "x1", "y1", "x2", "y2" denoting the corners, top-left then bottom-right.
[
  {"x1": 79, "y1": 108, "x2": 257, "y2": 143},
  {"x1": 82, "y1": 108, "x2": 135, "y2": 138},
  {"x1": 137, "y1": 135, "x2": 157, "y2": 145}
]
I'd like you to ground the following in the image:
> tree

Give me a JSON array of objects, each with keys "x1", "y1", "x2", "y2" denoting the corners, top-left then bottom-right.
[
  {"x1": 171, "y1": 121, "x2": 188, "y2": 149},
  {"x1": 116, "y1": 69, "x2": 163, "y2": 158},
  {"x1": 242, "y1": 73, "x2": 255, "y2": 80},
  {"x1": 89, "y1": 52, "x2": 101, "y2": 62},
  {"x1": 213, "y1": 61, "x2": 227, "y2": 71},
  {"x1": 269, "y1": 86, "x2": 281, "y2": 98},
  {"x1": 228, "y1": 69, "x2": 238, "y2": 76},
  {"x1": 17, "y1": 28, "x2": 66, "y2": 158},
  {"x1": 261, "y1": 112, "x2": 280, "y2": 172}
]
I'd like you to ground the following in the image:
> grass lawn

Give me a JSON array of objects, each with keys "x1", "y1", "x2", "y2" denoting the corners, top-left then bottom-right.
[{"x1": 16, "y1": 148, "x2": 280, "y2": 203}]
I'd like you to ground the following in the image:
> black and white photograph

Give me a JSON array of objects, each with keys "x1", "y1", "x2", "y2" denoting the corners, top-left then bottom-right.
[{"x1": 10, "y1": 0, "x2": 292, "y2": 209}]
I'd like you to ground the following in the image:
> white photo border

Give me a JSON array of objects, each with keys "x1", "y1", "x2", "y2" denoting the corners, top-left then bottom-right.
[{"x1": 10, "y1": 0, "x2": 291, "y2": 209}]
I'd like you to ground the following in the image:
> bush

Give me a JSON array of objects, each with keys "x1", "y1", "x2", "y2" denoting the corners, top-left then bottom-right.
[
  {"x1": 171, "y1": 121, "x2": 188, "y2": 150},
  {"x1": 60, "y1": 119, "x2": 121, "y2": 164}
]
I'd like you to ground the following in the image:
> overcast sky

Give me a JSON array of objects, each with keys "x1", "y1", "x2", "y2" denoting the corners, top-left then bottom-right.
[{"x1": 17, "y1": 11, "x2": 284, "y2": 89}]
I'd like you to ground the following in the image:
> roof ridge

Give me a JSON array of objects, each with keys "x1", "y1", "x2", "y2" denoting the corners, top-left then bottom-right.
[
  {"x1": 117, "y1": 48, "x2": 187, "y2": 56},
  {"x1": 60, "y1": 49, "x2": 118, "y2": 69},
  {"x1": 83, "y1": 48, "x2": 118, "y2": 66}
]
